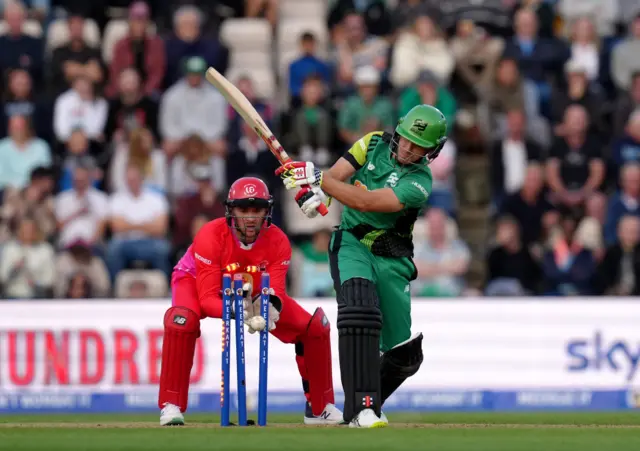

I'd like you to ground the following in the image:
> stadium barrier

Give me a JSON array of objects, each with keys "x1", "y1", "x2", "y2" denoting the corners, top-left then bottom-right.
[{"x1": 1, "y1": 298, "x2": 639, "y2": 413}]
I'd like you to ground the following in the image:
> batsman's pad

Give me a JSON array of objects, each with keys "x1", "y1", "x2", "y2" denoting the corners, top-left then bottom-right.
[
  {"x1": 337, "y1": 278, "x2": 383, "y2": 421},
  {"x1": 297, "y1": 307, "x2": 335, "y2": 416},
  {"x1": 158, "y1": 307, "x2": 200, "y2": 412},
  {"x1": 380, "y1": 332, "x2": 423, "y2": 405}
]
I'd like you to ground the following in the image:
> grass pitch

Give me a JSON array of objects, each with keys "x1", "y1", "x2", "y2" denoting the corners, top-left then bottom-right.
[{"x1": 1, "y1": 412, "x2": 640, "y2": 450}]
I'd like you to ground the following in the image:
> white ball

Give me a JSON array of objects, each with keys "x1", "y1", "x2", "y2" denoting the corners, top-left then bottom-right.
[{"x1": 248, "y1": 316, "x2": 266, "y2": 331}]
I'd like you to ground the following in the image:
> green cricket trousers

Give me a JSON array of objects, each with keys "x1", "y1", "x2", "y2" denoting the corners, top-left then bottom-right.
[{"x1": 328, "y1": 229, "x2": 417, "y2": 352}]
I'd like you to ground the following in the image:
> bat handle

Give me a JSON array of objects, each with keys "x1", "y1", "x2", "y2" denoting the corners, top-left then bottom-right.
[{"x1": 316, "y1": 202, "x2": 329, "y2": 216}]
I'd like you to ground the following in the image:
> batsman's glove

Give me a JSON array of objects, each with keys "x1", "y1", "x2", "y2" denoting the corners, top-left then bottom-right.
[
  {"x1": 275, "y1": 161, "x2": 323, "y2": 190},
  {"x1": 295, "y1": 186, "x2": 330, "y2": 219}
]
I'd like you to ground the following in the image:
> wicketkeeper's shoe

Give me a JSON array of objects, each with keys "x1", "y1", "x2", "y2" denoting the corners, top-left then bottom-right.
[
  {"x1": 303, "y1": 402, "x2": 344, "y2": 425},
  {"x1": 160, "y1": 403, "x2": 184, "y2": 426},
  {"x1": 348, "y1": 408, "x2": 387, "y2": 429}
]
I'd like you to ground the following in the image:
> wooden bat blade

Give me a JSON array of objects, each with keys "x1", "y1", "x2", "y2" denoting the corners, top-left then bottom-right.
[
  {"x1": 205, "y1": 67, "x2": 328, "y2": 216},
  {"x1": 205, "y1": 67, "x2": 289, "y2": 164}
]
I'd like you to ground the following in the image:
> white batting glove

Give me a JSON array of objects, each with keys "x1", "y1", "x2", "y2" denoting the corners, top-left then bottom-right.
[
  {"x1": 276, "y1": 161, "x2": 323, "y2": 190},
  {"x1": 294, "y1": 186, "x2": 329, "y2": 219}
]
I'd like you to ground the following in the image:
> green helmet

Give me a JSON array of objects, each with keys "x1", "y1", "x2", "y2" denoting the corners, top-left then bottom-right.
[{"x1": 392, "y1": 104, "x2": 447, "y2": 164}]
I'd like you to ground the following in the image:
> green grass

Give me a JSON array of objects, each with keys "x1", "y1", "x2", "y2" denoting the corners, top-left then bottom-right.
[{"x1": 2, "y1": 412, "x2": 640, "y2": 451}]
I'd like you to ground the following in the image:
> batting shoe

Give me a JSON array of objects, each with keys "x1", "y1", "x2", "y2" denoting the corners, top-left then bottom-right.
[
  {"x1": 160, "y1": 403, "x2": 184, "y2": 426},
  {"x1": 303, "y1": 402, "x2": 344, "y2": 425},
  {"x1": 349, "y1": 408, "x2": 387, "y2": 429}
]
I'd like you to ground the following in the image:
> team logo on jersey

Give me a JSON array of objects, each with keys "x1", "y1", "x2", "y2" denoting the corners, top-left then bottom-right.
[
  {"x1": 244, "y1": 184, "x2": 257, "y2": 195},
  {"x1": 385, "y1": 172, "x2": 399, "y2": 187},
  {"x1": 410, "y1": 119, "x2": 428, "y2": 133},
  {"x1": 367, "y1": 163, "x2": 375, "y2": 171},
  {"x1": 354, "y1": 180, "x2": 369, "y2": 190}
]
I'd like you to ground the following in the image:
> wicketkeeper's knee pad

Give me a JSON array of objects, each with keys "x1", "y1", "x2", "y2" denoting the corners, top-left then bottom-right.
[
  {"x1": 380, "y1": 332, "x2": 423, "y2": 405},
  {"x1": 158, "y1": 307, "x2": 200, "y2": 412},
  {"x1": 296, "y1": 307, "x2": 334, "y2": 416},
  {"x1": 337, "y1": 278, "x2": 383, "y2": 421}
]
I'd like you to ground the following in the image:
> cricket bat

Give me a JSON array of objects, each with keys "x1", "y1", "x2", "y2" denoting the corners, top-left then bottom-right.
[{"x1": 205, "y1": 67, "x2": 328, "y2": 216}]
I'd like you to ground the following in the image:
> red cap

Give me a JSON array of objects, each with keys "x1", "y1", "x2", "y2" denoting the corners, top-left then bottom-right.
[{"x1": 226, "y1": 177, "x2": 271, "y2": 205}]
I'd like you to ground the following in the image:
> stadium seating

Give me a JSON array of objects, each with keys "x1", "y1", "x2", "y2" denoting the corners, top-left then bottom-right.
[
  {"x1": 0, "y1": 18, "x2": 42, "y2": 37},
  {"x1": 45, "y1": 18, "x2": 101, "y2": 54}
]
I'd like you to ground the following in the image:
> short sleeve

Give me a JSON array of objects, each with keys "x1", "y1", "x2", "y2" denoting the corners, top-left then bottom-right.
[
  {"x1": 342, "y1": 131, "x2": 382, "y2": 170},
  {"x1": 392, "y1": 173, "x2": 432, "y2": 209},
  {"x1": 37, "y1": 140, "x2": 52, "y2": 166}
]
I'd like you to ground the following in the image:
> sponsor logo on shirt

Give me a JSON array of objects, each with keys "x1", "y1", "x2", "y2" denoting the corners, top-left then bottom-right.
[
  {"x1": 411, "y1": 181, "x2": 429, "y2": 198},
  {"x1": 195, "y1": 253, "x2": 211, "y2": 265},
  {"x1": 367, "y1": 163, "x2": 375, "y2": 171},
  {"x1": 281, "y1": 260, "x2": 290, "y2": 266}
]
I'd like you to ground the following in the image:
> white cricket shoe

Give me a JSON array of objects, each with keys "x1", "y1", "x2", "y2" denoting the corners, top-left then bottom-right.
[
  {"x1": 348, "y1": 408, "x2": 387, "y2": 428},
  {"x1": 303, "y1": 402, "x2": 344, "y2": 425},
  {"x1": 160, "y1": 403, "x2": 184, "y2": 426}
]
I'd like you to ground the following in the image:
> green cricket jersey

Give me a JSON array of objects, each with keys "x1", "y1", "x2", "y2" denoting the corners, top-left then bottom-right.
[{"x1": 338, "y1": 131, "x2": 433, "y2": 258}]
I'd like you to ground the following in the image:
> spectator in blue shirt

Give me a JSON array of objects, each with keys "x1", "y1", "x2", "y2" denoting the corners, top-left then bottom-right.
[
  {"x1": 542, "y1": 210, "x2": 596, "y2": 295},
  {"x1": 604, "y1": 162, "x2": 640, "y2": 245},
  {"x1": 503, "y1": 8, "x2": 569, "y2": 116},
  {"x1": 57, "y1": 130, "x2": 102, "y2": 192},
  {"x1": 163, "y1": 5, "x2": 229, "y2": 89},
  {"x1": 611, "y1": 111, "x2": 640, "y2": 179},
  {"x1": 0, "y1": 115, "x2": 50, "y2": 191},
  {"x1": 288, "y1": 32, "x2": 331, "y2": 107}
]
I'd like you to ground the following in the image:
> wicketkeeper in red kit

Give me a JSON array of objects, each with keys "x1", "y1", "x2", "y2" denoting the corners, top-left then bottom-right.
[{"x1": 157, "y1": 176, "x2": 343, "y2": 426}]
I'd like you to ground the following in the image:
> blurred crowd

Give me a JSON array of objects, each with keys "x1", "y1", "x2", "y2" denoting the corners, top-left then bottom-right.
[{"x1": 0, "y1": 0, "x2": 638, "y2": 299}]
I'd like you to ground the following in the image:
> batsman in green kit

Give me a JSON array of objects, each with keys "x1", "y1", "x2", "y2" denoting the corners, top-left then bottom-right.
[{"x1": 276, "y1": 105, "x2": 448, "y2": 428}]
